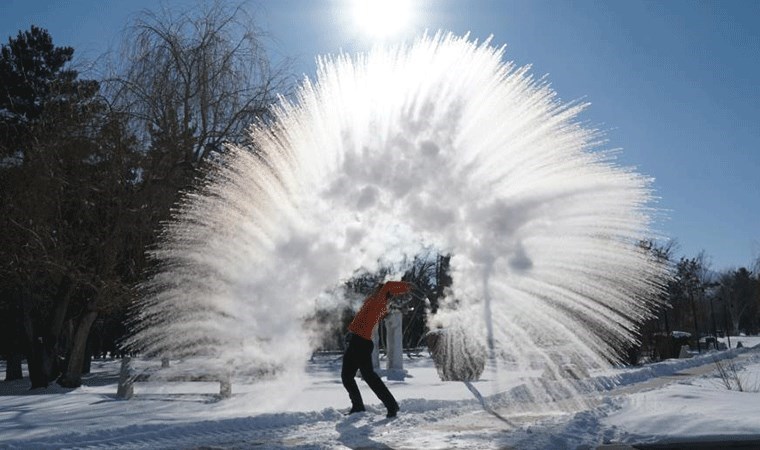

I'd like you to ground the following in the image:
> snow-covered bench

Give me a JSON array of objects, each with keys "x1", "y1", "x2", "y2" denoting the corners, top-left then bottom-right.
[{"x1": 116, "y1": 357, "x2": 231, "y2": 400}]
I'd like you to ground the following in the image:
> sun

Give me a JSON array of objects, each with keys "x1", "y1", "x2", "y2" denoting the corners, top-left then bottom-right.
[{"x1": 351, "y1": 0, "x2": 413, "y2": 39}]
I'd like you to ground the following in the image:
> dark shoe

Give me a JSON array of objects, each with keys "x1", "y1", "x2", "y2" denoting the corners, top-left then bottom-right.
[
  {"x1": 346, "y1": 406, "x2": 365, "y2": 415},
  {"x1": 386, "y1": 405, "x2": 399, "y2": 418}
]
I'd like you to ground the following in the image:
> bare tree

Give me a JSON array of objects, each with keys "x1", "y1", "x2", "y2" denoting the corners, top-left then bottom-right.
[
  {"x1": 106, "y1": 0, "x2": 293, "y2": 254},
  {"x1": 670, "y1": 252, "x2": 713, "y2": 352},
  {"x1": 2, "y1": 3, "x2": 292, "y2": 386},
  {"x1": 108, "y1": 0, "x2": 291, "y2": 171},
  {"x1": 103, "y1": 1, "x2": 293, "y2": 360}
]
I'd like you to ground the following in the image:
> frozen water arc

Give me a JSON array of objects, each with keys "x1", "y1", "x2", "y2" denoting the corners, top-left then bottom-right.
[{"x1": 128, "y1": 33, "x2": 665, "y2": 396}]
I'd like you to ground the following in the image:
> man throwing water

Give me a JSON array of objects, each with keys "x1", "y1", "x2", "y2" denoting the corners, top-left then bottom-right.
[{"x1": 342, "y1": 281, "x2": 412, "y2": 418}]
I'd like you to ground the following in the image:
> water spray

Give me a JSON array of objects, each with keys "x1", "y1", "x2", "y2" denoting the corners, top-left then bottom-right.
[{"x1": 127, "y1": 32, "x2": 666, "y2": 413}]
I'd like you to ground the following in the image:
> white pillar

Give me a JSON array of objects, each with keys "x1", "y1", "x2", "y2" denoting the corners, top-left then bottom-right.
[
  {"x1": 116, "y1": 357, "x2": 134, "y2": 400},
  {"x1": 385, "y1": 310, "x2": 406, "y2": 381}
]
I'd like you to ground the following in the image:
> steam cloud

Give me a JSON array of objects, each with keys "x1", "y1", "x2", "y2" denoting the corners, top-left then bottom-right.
[{"x1": 128, "y1": 33, "x2": 665, "y2": 406}]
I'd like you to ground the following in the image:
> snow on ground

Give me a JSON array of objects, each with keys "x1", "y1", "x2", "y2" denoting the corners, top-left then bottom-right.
[{"x1": 1, "y1": 338, "x2": 760, "y2": 450}]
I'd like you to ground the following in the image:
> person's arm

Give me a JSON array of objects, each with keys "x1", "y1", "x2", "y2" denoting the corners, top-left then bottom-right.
[{"x1": 382, "y1": 281, "x2": 412, "y2": 297}]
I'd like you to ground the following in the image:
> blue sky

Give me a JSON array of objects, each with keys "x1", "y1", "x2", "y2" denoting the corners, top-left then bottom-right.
[{"x1": 2, "y1": 0, "x2": 758, "y2": 271}]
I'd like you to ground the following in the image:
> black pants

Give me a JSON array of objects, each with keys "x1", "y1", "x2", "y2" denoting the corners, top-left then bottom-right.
[{"x1": 341, "y1": 333, "x2": 398, "y2": 411}]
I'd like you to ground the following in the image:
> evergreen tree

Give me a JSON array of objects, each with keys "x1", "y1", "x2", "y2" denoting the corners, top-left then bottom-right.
[
  {"x1": 0, "y1": 26, "x2": 138, "y2": 387},
  {"x1": 0, "y1": 25, "x2": 78, "y2": 157}
]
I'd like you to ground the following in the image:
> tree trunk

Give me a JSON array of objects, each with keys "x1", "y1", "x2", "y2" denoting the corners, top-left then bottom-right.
[
  {"x1": 82, "y1": 337, "x2": 93, "y2": 374},
  {"x1": 5, "y1": 353, "x2": 23, "y2": 381},
  {"x1": 5, "y1": 316, "x2": 25, "y2": 381},
  {"x1": 49, "y1": 276, "x2": 73, "y2": 341},
  {"x1": 22, "y1": 299, "x2": 48, "y2": 389},
  {"x1": 27, "y1": 335, "x2": 59, "y2": 388},
  {"x1": 22, "y1": 278, "x2": 73, "y2": 389},
  {"x1": 58, "y1": 309, "x2": 98, "y2": 388}
]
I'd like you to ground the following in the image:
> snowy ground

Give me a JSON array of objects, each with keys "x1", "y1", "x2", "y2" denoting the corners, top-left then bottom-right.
[{"x1": 2, "y1": 337, "x2": 760, "y2": 450}]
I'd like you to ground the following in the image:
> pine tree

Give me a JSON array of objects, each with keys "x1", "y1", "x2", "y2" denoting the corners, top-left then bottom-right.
[{"x1": 0, "y1": 25, "x2": 77, "y2": 157}]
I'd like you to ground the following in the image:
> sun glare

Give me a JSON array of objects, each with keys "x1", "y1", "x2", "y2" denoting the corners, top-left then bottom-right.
[{"x1": 352, "y1": 0, "x2": 413, "y2": 39}]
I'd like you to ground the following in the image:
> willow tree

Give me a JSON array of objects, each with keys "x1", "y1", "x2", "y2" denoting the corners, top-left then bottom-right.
[
  {"x1": 106, "y1": 0, "x2": 292, "y2": 267},
  {"x1": 105, "y1": 1, "x2": 292, "y2": 353},
  {"x1": 109, "y1": 0, "x2": 290, "y2": 183}
]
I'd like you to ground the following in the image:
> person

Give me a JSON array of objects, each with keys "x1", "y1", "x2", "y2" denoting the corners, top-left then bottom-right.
[{"x1": 342, "y1": 280, "x2": 412, "y2": 418}]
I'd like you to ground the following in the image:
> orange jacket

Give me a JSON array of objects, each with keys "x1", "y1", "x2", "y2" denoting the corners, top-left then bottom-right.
[{"x1": 348, "y1": 281, "x2": 412, "y2": 340}]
